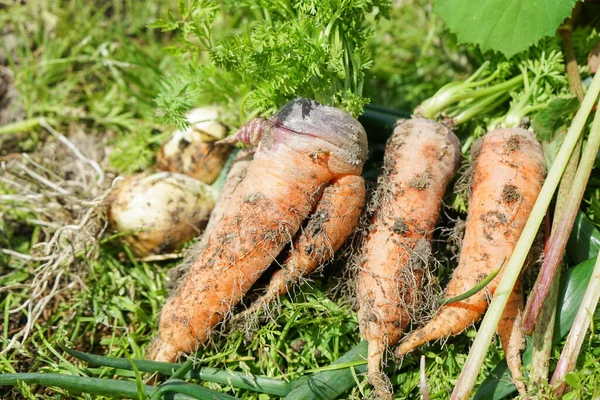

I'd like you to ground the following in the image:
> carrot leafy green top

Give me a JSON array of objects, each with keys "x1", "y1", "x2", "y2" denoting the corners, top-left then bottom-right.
[{"x1": 151, "y1": 0, "x2": 390, "y2": 129}]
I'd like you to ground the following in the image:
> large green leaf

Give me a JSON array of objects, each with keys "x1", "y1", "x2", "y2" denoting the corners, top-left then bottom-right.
[
  {"x1": 434, "y1": 0, "x2": 578, "y2": 58},
  {"x1": 567, "y1": 212, "x2": 600, "y2": 265}
]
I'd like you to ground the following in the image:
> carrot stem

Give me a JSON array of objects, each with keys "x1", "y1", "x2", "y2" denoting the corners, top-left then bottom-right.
[
  {"x1": 451, "y1": 70, "x2": 600, "y2": 400},
  {"x1": 530, "y1": 268, "x2": 561, "y2": 382},
  {"x1": 439, "y1": 259, "x2": 504, "y2": 306},
  {"x1": 559, "y1": 6, "x2": 584, "y2": 104},
  {"x1": 418, "y1": 69, "x2": 522, "y2": 119},
  {"x1": 450, "y1": 92, "x2": 510, "y2": 126},
  {"x1": 530, "y1": 17, "x2": 584, "y2": 382},
  {"x1": 522, "y1": 97, "x2": 600, "y2": 334},
  {"x1": 548, "y1": 100, "x2": 600, "y2": 396}
]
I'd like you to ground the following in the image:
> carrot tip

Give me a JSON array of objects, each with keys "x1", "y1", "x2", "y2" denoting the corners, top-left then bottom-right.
[
  {"x1": 394, "y1": 338, "x2": 415, "y2": 359},
  {"x1": 146, "y1": 338, "x2": 178, "y2": 363},
  {"x1": 367, "y1": 340, "x2": 393, "y2": 400}
]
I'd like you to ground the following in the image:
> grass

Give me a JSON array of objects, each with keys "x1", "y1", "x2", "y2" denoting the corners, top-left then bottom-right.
[
  {"x1": 2, "y1": 1, "x2": 600, "y2": 400},
  {"x1": 1, "y1": 0, "x2": 177, "y2": 172}
]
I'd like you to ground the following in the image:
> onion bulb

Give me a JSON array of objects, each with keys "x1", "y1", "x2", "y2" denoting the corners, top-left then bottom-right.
[
  {"x1": 107, "y1": 172, "x2": 218, "y2": 257},
  {"x1": 157, "y1": 107, "x2": 232, "y2": 184}
]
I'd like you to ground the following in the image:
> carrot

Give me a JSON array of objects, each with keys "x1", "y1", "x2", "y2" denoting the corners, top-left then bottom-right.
[
  {"x1": 498, "y1": 279, "x2": 526, "y2": 394},
  {"x1": 238, "y1": 173, "x2": 365, "y2": 319},
  {"x1": 165, "y1": 149, "x2": 255, "y2": 292},
  {"x1": 394, "y1": 128, "x2": 546, "y2": 393},
  {"x1": 357, "y1": 118, "x2": 460, "y2": 399},
  {"x1": 147, "y1": 98, "x2": 368, "y2": 362},
  {"x1": 202, "y1": 149, "x2": 255, "y2": 244}
]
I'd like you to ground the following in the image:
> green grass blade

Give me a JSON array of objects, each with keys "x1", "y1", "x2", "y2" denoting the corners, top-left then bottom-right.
[
  {"x1": 439, "y1": 259, "x2": 503, "y2": 306},
  {"x1": 128, "y1": 356, "x2": 146, "y2": 400},
  {"x1": 61, "y1": 346, "x2": 292, "y2": 396},
  {"x1": 151, "y1": 359, "x2": 195, "y2": 400}
]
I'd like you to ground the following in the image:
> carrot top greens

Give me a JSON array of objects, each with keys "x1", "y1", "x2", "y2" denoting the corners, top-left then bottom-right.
[{"x1": 151, "y1": 0, "x2": 390, "y2": 129}]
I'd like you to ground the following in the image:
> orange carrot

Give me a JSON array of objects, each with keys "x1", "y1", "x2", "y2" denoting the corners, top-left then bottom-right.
[
  {"x1": 357, "y1": 118, "x2": 460, "y2": 399},
  {"x1": 147, "y1": 98, "x2": 368, "y2": 362},
  {"x1": 395, "y1": 128, "x2": 546, "y2": 393},
  {"x1": 498, "y1": 279, "x2": 526, "y2": 394},
  {"x1": 165, "y1": 149, "x2": 255, "y2": 292},
  {"x1": 202, "y1": 149, "x2": 255, "y2": 243},
  {"x1": 240, "y1": 173, "x2": 365, "y2": 319}
]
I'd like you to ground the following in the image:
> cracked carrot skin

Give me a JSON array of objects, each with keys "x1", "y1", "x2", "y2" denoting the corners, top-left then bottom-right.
[
  {"x1": 395, "y1": 128, "x2": 546, "y2": 391},
  {"x1": 147, "y1": 98, "x2": 368, "y2": 362},
  {"x1": 242, "y1": 173, "x2": 365, "y2": 317},
  {"x1": 357, "y1": 118, "x2": 460, "y2": 399}
]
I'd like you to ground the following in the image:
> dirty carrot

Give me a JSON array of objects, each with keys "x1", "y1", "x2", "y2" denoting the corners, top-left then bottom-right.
[
  {"x1": 357, "y1": 118, "x2": 460, "y2": 399},
  {"x1": 165, "y1": 149, "x2": 255, "y2": 291},
  {"x1": 394, "y1": 128, "x2": 546, "y2": 393},
  {"x1": 239, "y1": 172, "x2": 365, "y2": 319},
  {"x1": 147, "y1": 98, "x2": 368, "y2": 362},
  {"x1": 202, "y1": 149, "x2": 255, "y2": 245}
]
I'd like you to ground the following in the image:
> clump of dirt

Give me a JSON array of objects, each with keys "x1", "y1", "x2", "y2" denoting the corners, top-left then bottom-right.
[
  {"x1": 504, "y1": 134, "x2": 522, "y2": 153},
  {"x1": 397, "y1": 239, "x2": 441, "y2": 325},
  {"x1": 502, "y1": 184, "x2": 522, "y2": 203},
  {"x1": 454, "y1": 143, "x2": 477, "y2": 207},
  {"x1": 393, "y1": 218, "x2": 408, "y2": 235},
  {"x1": 446, "y1": 217, "x2": 466, "y2": 260},
  {"x1": 408, "y1": 169, "x2": 433, "y2": 190}
]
